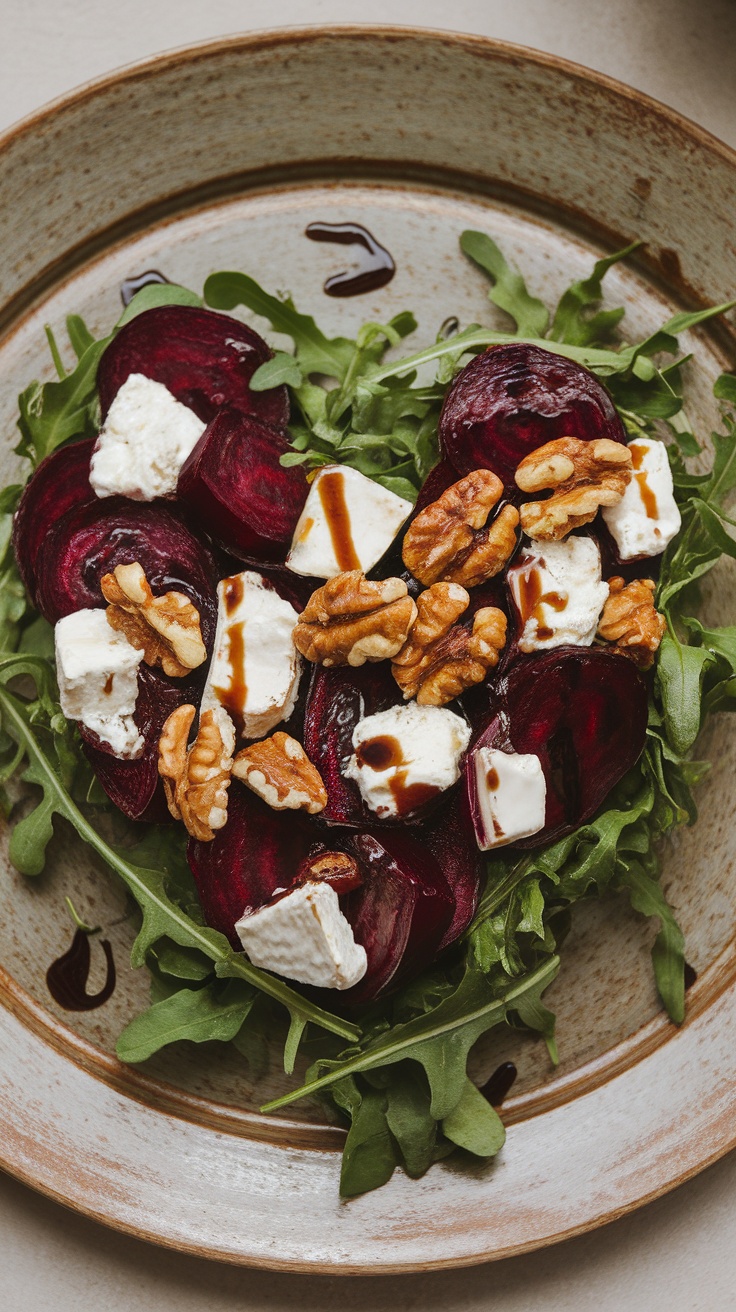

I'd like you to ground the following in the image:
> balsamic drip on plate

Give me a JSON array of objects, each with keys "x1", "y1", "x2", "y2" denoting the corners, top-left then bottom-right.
[
  {"x1": 120, "y1": 269, "x2": 170, "y2": 307},
  {"x1": 46, "y1": 927, "x2": 116, "y2": 1011},
  {"x1": 480, "y1": 1061, "x2": 518, "y2": 1107},
  {"x1": 305, "y1": 222, "x2": 395, "y2": 297}
]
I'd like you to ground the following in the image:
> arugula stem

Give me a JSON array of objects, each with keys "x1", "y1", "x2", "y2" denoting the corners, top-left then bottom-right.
[
  {"x1": 261, "y1": 955, "x2": 559, "y2": 1113},
  {"x1": 0, "y1": 685, "x2": 359, "y2": 1043},
  {"x1": 366, "y1": 329, "x2": 638, "y2": 387},
  {"x1": 461, "y1": 856, "x2": 535, "y2": 940}
]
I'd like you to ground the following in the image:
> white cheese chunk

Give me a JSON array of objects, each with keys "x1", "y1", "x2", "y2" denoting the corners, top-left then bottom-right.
[
  {"x1": 236, "y1": 882, "x2": 367, "y2": 990},
  {"x1": 508, "y1": 535, "x2": 609, "y2": 653},
  {"x1": 201, "y1": 570, "x2": 302, "y2": 740},
  {"x1": 471, "y1": 747, "x2": 547, "y2": 850},
  {"x1": 54, "y1": 608, "x2": 144, "y2": 758},
  {"x1": 286, "y1": 464, "x2": 413, "y2": 579},
  {"x1": 602, "y1": 437, "x2": 681, "y2": 560},
  {"x1": 90, "y1": 373, "x2": 206, "y2": 501},
  {"x1": 344, "y1": 701, "x2": 471, "y2": 819}
]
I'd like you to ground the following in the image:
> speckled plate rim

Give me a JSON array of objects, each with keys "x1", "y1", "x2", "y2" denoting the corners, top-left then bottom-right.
[{"x1": 0, "y1": 24, "x2": 735, "y2": 1272}]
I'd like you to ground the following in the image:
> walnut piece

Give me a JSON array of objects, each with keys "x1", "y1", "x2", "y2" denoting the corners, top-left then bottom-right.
[
  {"x1": 292, "y1": 571, "x2": 417, "y2": 667},
  {"x1": 158, "y1": 704, "x2": 235, "y2": 841},
  {"x1": 392, "y1": 582, "x2": 507, "y2": 705},
  {"x1": 102, "y1": 562, "x2": 207, "y2": 678},
  {"x1": 402, "y1": 469, "x2": 520, "y2": 587},
  {"x1": 597, "y1": 576, "x2": 666, "y2": 668},
  {"x1": 233, "y1": 731, "x2": 327, "y2": 813},
  {"x1": 515, "y1": 437, "x2": 632, "y2": 541},
  {"x1": 296, "y1": 850, "x2": 363, "y2": 894}
]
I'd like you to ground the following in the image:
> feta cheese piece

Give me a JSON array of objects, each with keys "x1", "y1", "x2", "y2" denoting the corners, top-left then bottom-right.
[
  {"x1": 287, "y1": 464, "x2": 413, "y2": 579},
  {"x1": 236, "y1": 882, "x2": 367, "y2": 990},
  {"x1": 602, "y1": 437, "x2": 681, "y2": 560},
  {"x1": 471, "y1": 747, "x2": 547, "y2": 850},
  {"x1": 90, "y1": 372, "x2": 206, "y2": 501},
  {"x1": 508, "y1": 535, "x2": 609, "y2": 653},
  {"x1": 201, "y1": 570, "x2": 302, "y2": 740},
  {"x1": 344, "y1": 701, "x2": 471, "y2": 818},
  {"x1": 54, "y1": 608, "x2": 144, "y2": 758}
]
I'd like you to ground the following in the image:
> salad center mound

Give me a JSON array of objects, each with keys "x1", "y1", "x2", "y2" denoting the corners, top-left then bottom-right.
[{"x1": 1, "y1": 229, "x2": 735, "y2": 1199}]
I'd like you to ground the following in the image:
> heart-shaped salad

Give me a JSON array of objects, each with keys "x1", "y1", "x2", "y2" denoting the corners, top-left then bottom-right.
[{"x1": 2, "y1": 230, "x2": 735, "y2": 1198}]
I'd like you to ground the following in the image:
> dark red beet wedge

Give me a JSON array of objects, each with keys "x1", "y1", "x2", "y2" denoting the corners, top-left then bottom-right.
[
  {"x1": 439, "y1": 344, "x2": 626, "y2": 486},
  {"x1": 33, "y1": 498, "x2": 218, "y2": 643},
  {"x1": 465, "y1": 646, "x2": 648, "y2": 847},
  {"x1": 81, "y1": 666, "x2": 190, "y2": 823},
  {"x1": 177, "y1": 410, "x2": 308, "y2": 564},
  {"x1": 97, "y1": 305, "x2": 289, "y2": 429},
  {"x1": 303, "y1": 662, "x2": 406, "y2": 827},
  {"x1": 414, "y1": 457, "x2": 458, "y2": 512},
  {"x1": 12, "y1": 438, "x2": 95, "y2": 604},
  {"x1": 187, "y1": 786, "x2": 313, "y2": 948},
  {"x1": 421, "y1": 790, "x2": 484, "y2": 950},
  {"x1": 339, "y1": 830, "x2": 455, "y2": 1004}
]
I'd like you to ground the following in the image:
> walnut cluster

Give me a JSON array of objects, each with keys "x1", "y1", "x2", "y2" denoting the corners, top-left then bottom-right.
[
  {"x1": 402, "y1": 469, "x2": 519, "y2": 587},
  {"x1": 102, "y1": 562, "x2": 207, "y2": 678},
  {"x1": 158, "y1": 704, "x2": 235, "y2": 841},
  {"x1": 515, "y1": 436, "x2": 632, "y2": 541},
  {"x1": 293, "y1": 571, "x2": 417, "y2": 667},
  {"x1": 233, "y1": 732, "x2": 327, "y2": 813},
  {"x1": 597, "y1": 576, "x2": 666, "y2": 667},
  {"x1": 392, "y1": 581, "x2": 507, "y2": 706}
]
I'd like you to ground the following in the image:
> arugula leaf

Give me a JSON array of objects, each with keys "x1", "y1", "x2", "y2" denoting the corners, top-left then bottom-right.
[
  {"x1": 0, "y1": 514, "x2": 28, "y2": 652},
  {"x1": 549, "y1": 242, "x2": 640, "y2": 346},
  {"x1": 116, "y1": 282, "x2": 201, "y2": 326},
  {"x1": 16, "y1": 332, "x2": 109, "y2": 465},
  {"x1": 442, "y1": 1077, "x2": 506, "y2": 1156},
  {"x1": 460, "y1": 230, "x2": 549, "y2": 337},
  {"x1": 116, "y1": 978, "x2": 256, "y2": 1063},
  {"x1": 617, "y1": 864, "x2": 686, "y2": 1023},
  {"x1": 334, "y1": 1077, "x2": 399, "y2": 1198}
]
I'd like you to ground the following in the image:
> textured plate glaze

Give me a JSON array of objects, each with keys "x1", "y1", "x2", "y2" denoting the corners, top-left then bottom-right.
[{"x1": 0, "y1": 27, "x2": 735, "y2": 1272}]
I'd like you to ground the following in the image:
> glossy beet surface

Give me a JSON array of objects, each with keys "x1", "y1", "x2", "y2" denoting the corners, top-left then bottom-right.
[
  {"x1": 12, "y1": 438, "x2": 95, "y2": 604},
  {"x1": 303, "y1": 663, "x2": 405, "y2": 827},
  {"x1": 422, "y1": 791, "x2": 484, "y2": 950},
  {"x1": 97, "y1": 305, "x2": 289, "y2": 429},
  {"x1": 33, "y1": 498, "x2": 218, "y2": 640},
  {"x1": 466, "y1": 646, "x2": 648, "y2": 846},
  {"x1": 177, "y1": 410, "x2": 308, "y2": 564},
  {"x1": 81, "y1": 666, "x2": 190, "y2": 823},
  {"x1": 439, "y1": 344, "x2": 626, "y2": 485},
  {"x1": 187, "y1": 786, "x2": 312, "y2": 948}
]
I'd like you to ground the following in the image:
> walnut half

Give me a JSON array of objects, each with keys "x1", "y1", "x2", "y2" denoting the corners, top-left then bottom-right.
[
  {"x1": 515, "y1": 436, "x2": 632, "y2": 541},
  {"x1": 597, "y1": 576, "x2": 666, "y2": 668},
  {"x1": 392, "y1": 582, "x2": 507, "y2": 705},
  {"x1": 402, "y1": 469, "x2": 519, "y2": 587},
  {"x1": 293, "y1": 571, "x2": 417, "y2": 667},
  {"x1": 233, "y1": 732, "x2": 327, "y2": 813},
  {"x1": 158, "y1": 704, "x2": 235, "y2": 841},
  {"x1": 102, "y1": 562, "x2": 207, "y2": 678}
]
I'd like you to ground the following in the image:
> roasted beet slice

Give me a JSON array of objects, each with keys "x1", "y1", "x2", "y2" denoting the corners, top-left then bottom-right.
[
  {"x1": 414, "y1": 457, "x2": 458, "y2": 513},
  {"x1": 97, "y1": 305, "x2": 289, "y2": 429},
  {"x1": 33, "y1": 498, "x2": 218, "y2": 643},
  {"x1": 439, "y1": 344, "x2": 626, "y2": 485},
  {"x1": 421, "y1": 790, "x2": 484, "y2": 950},
  {"x1": 339, "y1": 830, "x2": 455, "y2": 1004},
  {"x1": 81, "y1": 666, "x2": 190, "y2": 823},
  {"x1": 303, "y1": 662, "x2": 406, "y2": 827},
  {"x1": 177, "y1": 410, "x2": 308, "y2": 564},
  {"x1": 465, "y1": 646, "x2": 647, "y2": 847},
  {"x1": 187, "y1": 786, "x2": 313, "y2": 948},
  {"x1": 12, "y1": 438, "x2": 95, "y2": 603}
]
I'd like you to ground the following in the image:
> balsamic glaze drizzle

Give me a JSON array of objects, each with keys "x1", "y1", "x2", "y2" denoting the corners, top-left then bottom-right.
[
  {"x1": 480, "y1": 1061, "x2": 518, "y2": 1107},
  {"x1": 46, "y1": 927, "x2": 116, "y2": 1011},
  {"x1": 120, "y1": 269, "x2": 169, "y2": 307},
  {"x1": 305, "y1": 222, "x2": 395, "y2": 297}
]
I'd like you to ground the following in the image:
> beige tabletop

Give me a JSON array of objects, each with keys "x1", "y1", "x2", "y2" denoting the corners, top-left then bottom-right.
[{"x1": 2, "y1": 2, "x2": 735, "y2": 1308}]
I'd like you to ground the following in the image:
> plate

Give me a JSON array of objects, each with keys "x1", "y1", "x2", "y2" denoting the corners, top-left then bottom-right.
[{"x1": 0, "y1": 27, "x2": 735, "y2": 1272}]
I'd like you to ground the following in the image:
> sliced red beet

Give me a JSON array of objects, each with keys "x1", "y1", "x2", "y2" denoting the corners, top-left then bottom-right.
[
  {"x1": 421, "y1": 790, "x2": 484, "y2": 950},
  {"x1": 414, "y1": 457, "x2": 459, "y2": 512},
  {"x1": 177, "y1": 410, "x2": 308, "y2": 564},
  {"x1": 439, "y1": 344, "x2": 626, "y2": 486},
  {"x1": 465, "y1": 646, "x2": 648, "y2": 847},
  {"x1": 97, "y1": 305, "x2": 289, "y2": 429},
  {"x1": 338, "y1": 830, "x2": 455, "y2": 1004},
  {"x1": 187, "y1": 786, "x2": 313, "y2": 948},
  {"x1": 33, "y1": 498, "x2": 218, "y2": 643},
  {"x1": 81, "y1": 666, "x2": 190, "y2": 823},
  {"x1": 12, "y1": 438, "x2": 95, "y2": 604},
  {"x1": 303, "y1": 662, "x2": 406, "y2": 827}
]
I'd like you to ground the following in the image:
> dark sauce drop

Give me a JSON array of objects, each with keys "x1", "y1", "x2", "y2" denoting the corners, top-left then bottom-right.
[
  {"x1": 120, "y1": 269, "x2": 169, "y2": 307},
  {"x1": 357, "y1": 734, "x2": 404, "y2": 770},
  {"x1": 481, "y1": 1061, "x2": 518, "y2": 1107},
  {"x1": 389, "y1": 774, "x2": 440, "y2": 816},
  {"x1": 305, "y1": 222, "x2": 395, "y2": 297},
  {"x1": 684, "y1": 961, "x2": 698, "y2": 990},
  {"x1": 46, "y1": 928, "x2": 116, "y2": 1012},
  {"x1": 318, "y1": 469, "x2": 361, "y2": 571}
]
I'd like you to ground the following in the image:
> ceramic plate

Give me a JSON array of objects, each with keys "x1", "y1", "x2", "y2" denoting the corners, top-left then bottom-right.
[{"x1": 1, "y1": 27, "x2": 735, "y2": 1272}]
